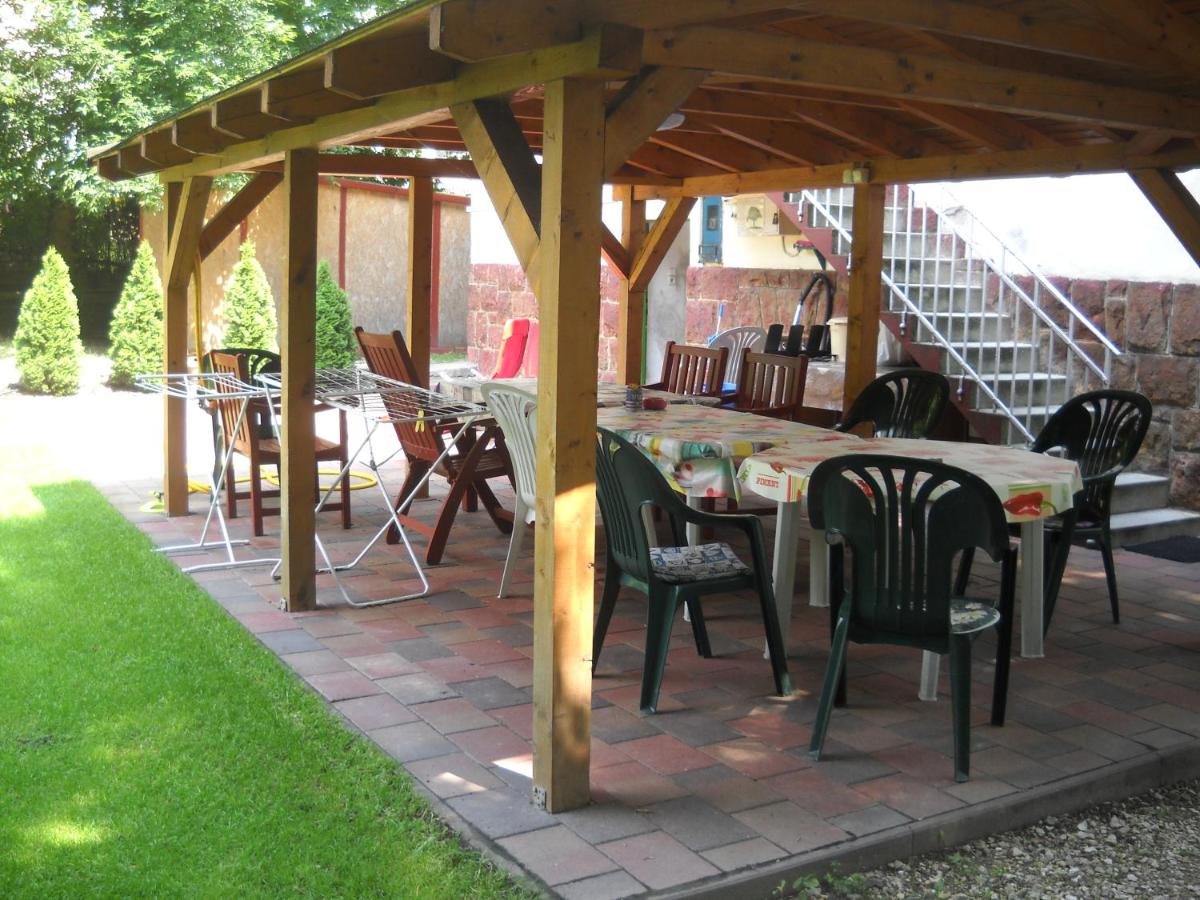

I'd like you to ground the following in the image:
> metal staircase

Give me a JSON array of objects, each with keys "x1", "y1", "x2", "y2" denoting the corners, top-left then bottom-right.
[{"x1": 797, "y1": 184, "x2": 1120, "y2": 444}]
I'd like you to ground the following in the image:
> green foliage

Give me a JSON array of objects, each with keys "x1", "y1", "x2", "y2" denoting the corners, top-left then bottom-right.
[
  {"x1": 220, "y1": 242, "x2": 277, "y2": 351},
  {"x1": 107, "y1": 241, "x2": 163, "y2": 387},
  {"x1": 315, "y1": 260, "x2": 357, "y2": 369},
  {"x1": 13, "y1": 248, "x2": 83, "y2": 395}
]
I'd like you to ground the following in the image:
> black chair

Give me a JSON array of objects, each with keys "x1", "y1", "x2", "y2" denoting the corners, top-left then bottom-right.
[
  {"x1": 763, "y1": 323, "x2": 785, "y2": 354},
  {"x1": 835, "y1": 368, "x2": 950, "y2": 438},
  {"x1": 956, "y1": 389, "x2": 1152, "y2": 630},
  {"x1": 783, "y1": 323, "x2": 805, "y2": 356},
  {"x1": 593, "y1": 428, "x2": 791, "y2": 713},
  {"x1": 807, "y1": 454, "x2": 1018, "y2": 783}
]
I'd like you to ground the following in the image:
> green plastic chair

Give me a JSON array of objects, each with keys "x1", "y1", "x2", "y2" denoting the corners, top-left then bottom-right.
[
  {"x1": 593, "y1": 427, "x2": 791, "y2": 714},
  {"x1": 807, "y1": 454, "x2": 1018, "y2": 782}
]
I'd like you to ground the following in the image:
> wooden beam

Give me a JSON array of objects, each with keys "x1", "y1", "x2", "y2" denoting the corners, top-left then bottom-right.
[
  {"x1": 1064, "y1": 0, "x2": 1200, "y2": 77},
  {"x1": 896, "y1": 100, "x2": 1059, "y2": 152},
  {"x1": 198, "y1": 172, "x2": 282, "y2": 260},
  {"x1": 118, "y1": 145, "x2": 156, "y2": 175},
  {"x1": 789, "y1": 0, "x2": 1166, "y2": 74},
  {"x1": 453, "y1": 99, "x2": 543, "y2": 285},
  {"x1": 264, "y1": 67, "x2": 368, "y2": 121},
  {"x1": 431, "y1": 0, "x2": 583, "y2": 61},
  {"x1": 172, "y1": 112, "x2": 229, "y2": 155},
  {"x1": 603, "y1": 67, "x2": 708, "y2": 178},
  {"x1": 310, "y1": 154, "x2": 480, "y2": 179},
  {"x1": 640, "y1": 26, "x2": 1200, "y2": 133},
  {"x1": 406, "y1": 175, "x2": 435, "y2": 384},
  {"x1": 163, "y1": 176, "x2": 212, "y2": 517},
  {"x1": 213, "y1": 92, "x2": 292, "y2": 140},
  {"x1": 600, "y1": 226, "x2": 631, "y2": 280},
  {"x1": 676, "y1": 141, "x2": 1200, "y2": 197},
  {"x1": 581, "y1": 0, "x2": 800, "y2": 30},
  {"x1": 325, "y1": 32, "x2": 459, "y2": 100},
  {"x1": 630, "y1": 195, "x2": 695, "y2": 293},
  {"x1": 1129, "y1": 168, "x2": 1200, "y2": 270},
  {"x1": 532, "y1": 76, "x2": 604, "y2": 815},
  {"x1": 691, "y1": 114, "x2": 848, "y2": 166},
  {"x1": 141, "y1": 130, "x2": 195, "y2": 167},
  {"x1": 843, "y1": 182, "x2": 884, "y2": 411},
  {"x1": 615, "y1": 185, "x2": 647, "y2": 383}
]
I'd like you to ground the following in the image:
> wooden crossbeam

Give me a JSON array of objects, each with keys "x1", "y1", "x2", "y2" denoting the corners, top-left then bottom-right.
[
  {"x1": 629, "y1": 196, "x2": 696, "y2": 293},
  {"x1": 197, "y1": 173, "x2": 282, "y2": 260},
  {"x1": 600, "y1": 227, "x2": 631, "y2": 279},
  {"x1": 306, "y1": 154, "x2": 479, "y2": 179},
  {"x1": 213, "y1": 92, "x2": 292, "y2": 140},
  {"x1": 603, "y1": 67, "x2": 707, "y2": 177},
  {"x1": 431, "y1": 0, "x2": 584, "y2": 61},
  {"x1": 141, "y1": 130, "x2": 194, "y2": 167},
  {"x1": 897, "y1": 100, "x2": 1059, "y2": 152},
  {"x1": 325, "y1": 32, "x2": 457, "y2": 99},
  {"x1": 172, "y1": 112, "x2": 229, "y2": 155},
  {"x1": 641, "y1": 26, "x2": 1200, "y2": 132},
  {"x1": 118, "y1": 145, "x2": 156, "y2": 175},
  {"x1": 264, "y1": 67, "x2": 368, "y2": 121},
  {"x1": 692, "y1": 114, "x2": 848, "y2": 166},
  {"x1": 1064, "y1": 0, "x2": 1200, "y2": 77},
  {"x1": 1129, "y1": 168, "x2": 1200, "y2": 270}
]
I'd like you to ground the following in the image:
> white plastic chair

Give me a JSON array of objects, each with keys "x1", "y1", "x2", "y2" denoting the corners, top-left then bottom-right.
[
  {"x1": 708, "y1": 326, "x2": 767, "y2": 392},
  {"x1": 481, "y1": 383, "x2": 538, "y2": 598}
]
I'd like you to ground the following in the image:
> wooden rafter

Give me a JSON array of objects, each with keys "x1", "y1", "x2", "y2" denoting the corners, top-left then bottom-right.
[
  {"x1": 1063, "y1": 0, "x2": 1200, "y2": 77},
  {"x1": 603, "y1": 67, "x2": 708, "y2": 178},
  {"x1": 629, "y1": 196, "x2": 696, "y2": 293},
  {"x1": 197, "y1": 172, "x2": 282, "y2": 260},
  {"x1": 1129, "y1": 168, "x2": 1200, "y2": 269},
  {"x1": 325, "y1": 32, "x2": 457, "y2": 99}
]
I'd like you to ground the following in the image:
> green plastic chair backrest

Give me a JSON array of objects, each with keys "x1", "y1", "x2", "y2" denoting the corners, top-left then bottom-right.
[
  {"x1": 808, "y1": 454, "x2": 1009, "y2": 639},
  {"x1": 1030, "y1": 389, "x2": 1151, "y2": 521},
  {"x1": 836, "y1": 368, "x2": 950, "y2": 438},
  {"x1": 595, "y1": 427, "x2": 689, "y2": 583}
]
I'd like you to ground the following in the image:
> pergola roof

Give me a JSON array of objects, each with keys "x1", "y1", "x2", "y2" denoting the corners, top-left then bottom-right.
[{"x1": 92, "y1": 0, "x2": 1200, "y2": 194}]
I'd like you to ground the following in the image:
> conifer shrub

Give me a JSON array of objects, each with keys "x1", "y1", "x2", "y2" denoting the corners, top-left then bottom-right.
[
  {"x1": 107, "y1": 241, "x2": 163, "y2": 387},
  {"x1": 220, "y1": 241, "x2": 277, "y2": 350},
  {"x1": 315, "y1": 260, "x2": 357, "y2": 369},
  {"x1": 14, "y1": 247, "x2": 83, "y2": 395}
]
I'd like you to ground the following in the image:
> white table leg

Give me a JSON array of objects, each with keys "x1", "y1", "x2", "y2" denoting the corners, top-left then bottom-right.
[
  {"x1": 682, "y1": 497, "x2": 704, "y2": 623},
  {"x1": 808, "y1": 525, "x2": 829, "y2": 608},
  {"x1": 919, "y1": 652, "x2": 940, "y2": 701},
  {"x1": 770, "y1": 502, "x2": 801, "y2": 643},
  {"x1": 640, "y1": 506, "x2": 658, "y2": 548},
  {"x1": 1020, "y1": 519, "x2": 1045, "y2": 659}
]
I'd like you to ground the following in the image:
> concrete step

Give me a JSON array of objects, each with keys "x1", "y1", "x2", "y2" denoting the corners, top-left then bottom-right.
[
  {"x1": 1109, "y1": 507, "x2": 1200, "y2": 547},
  {"x1": 912, "y1": 312, "x2": 1012, "y2": 343},
  {"x1": 982, "y1": 372, "x2": 1071, "y2": 408},
  {"x1": 931, "y1": 341, "x2": 1040, "y2": 376},
  {"x1": 887, "y1": 260, "x2": 990, "y2": 287},
  {"x1": 1112, "y1": 472, "x2": 1171, "y2": 515}
]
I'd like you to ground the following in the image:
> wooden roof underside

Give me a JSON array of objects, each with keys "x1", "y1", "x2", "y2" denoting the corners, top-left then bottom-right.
[{"x1": 92, "y1": 0, "x2": 1200, "y2": 193}]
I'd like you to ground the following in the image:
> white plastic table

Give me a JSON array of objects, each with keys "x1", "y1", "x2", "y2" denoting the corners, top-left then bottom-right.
[{"x1": 738, "y1": 437, "x2": 1083, "y2": 699}]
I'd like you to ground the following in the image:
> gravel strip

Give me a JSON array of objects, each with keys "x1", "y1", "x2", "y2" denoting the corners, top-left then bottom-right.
[{"x1": 787, "y1": 779, "x2": 1200, "y2": 899}]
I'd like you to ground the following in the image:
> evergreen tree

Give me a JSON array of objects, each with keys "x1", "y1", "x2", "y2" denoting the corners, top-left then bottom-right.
[
  {"x1": 314, "y1": 260, "x2": 357, "y2": 369},
  {"x1": 107, "y1": 241, "x2": 163, "y2": 387},
  {"x1": 14, "y1": 247, "x2": 83, "y2": 395},
  {"x1": 220, "y1": 241, "x2": 277, "y2": 351}
]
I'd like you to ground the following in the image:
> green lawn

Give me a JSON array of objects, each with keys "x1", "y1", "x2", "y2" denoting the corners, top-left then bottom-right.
[{"x1": 0, "y1": 465, "x2": 526, "y2": 898}]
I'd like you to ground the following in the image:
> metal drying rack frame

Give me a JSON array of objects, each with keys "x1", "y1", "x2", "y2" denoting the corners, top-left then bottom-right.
[
  {"x1": 134, "y1": 371, "x2": 281, "y2": 574},
  {"x1": 257, "y1": 367, "x2": 490, "y2": 608}
]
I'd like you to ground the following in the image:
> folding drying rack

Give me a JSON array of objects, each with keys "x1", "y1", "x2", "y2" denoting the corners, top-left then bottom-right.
[
  {"x1": 256, "y1": 367, "x2": 491, "y2": 607},
  {"x1": 134, "y1": 371, "x2": 281, "y2": 574}
]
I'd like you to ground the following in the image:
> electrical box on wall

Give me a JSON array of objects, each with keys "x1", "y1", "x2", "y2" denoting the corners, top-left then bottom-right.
[
  {"x1": 698, "y1": 196, "x2": 723, "y2": 264},
  {"x1": 734, "y1": 195, "x2": 780, "y2": 237}
]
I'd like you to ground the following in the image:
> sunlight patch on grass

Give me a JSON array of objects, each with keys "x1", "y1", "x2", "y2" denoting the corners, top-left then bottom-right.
[{"x1": 32, "y1": 820, "x2": 108, "y2": 848}]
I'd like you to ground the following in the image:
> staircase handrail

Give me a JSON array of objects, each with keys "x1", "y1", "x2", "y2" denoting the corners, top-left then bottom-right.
[
  {"x1": 801, "y1": 189, "x2": 1036, "y2": 442},
  {"x1": 912, "y1": 185, "x2": 1121, "y2": 378}
]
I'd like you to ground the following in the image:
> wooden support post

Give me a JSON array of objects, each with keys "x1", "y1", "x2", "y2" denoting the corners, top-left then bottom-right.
[
  {"x1": 1129, "y1": 168, "x2": 1200, "y2": 270},
  {"x1": 842, "y1": 182, "x2": 885, "y2": 411},
  {"x1": 406, "y1": 175, "x2": 435, "y2": 385},
  {"x1": 162, "y1": 176, "x2": 212, "y2": 516},
  {"x1": 532, "y1": 77, "x2": 605, "y2": 814},
  {"x1": 615, "y1": 185, "x2": 646, "y2": 384},
  {"x1": 280, "y1": 148, "x2": 320, "y2": 612}
]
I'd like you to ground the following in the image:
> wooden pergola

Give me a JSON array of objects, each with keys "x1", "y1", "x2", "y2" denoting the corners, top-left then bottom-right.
[{"x1": 93, "y1": 0, "x2": 1200, "y2": 813}]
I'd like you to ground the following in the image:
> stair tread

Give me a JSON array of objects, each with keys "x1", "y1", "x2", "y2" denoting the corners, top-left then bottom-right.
[
  {"x1": 1110, "y1": 508, "x2": 1200, "y2": 528},
  {"x1": 1116, "y1": 472, "x2": 1170, "y2": 487}
]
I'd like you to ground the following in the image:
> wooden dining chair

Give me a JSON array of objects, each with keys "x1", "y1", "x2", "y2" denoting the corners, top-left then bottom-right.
[
  {"x1": 207, "y1": 350, "x2": 351, "y2": 537},
  {"x1": 644, "y1": 340, "x2": 728, "y2": 398},
  {"x1": 726, "y1": 351, "x2": 809, "y2": 420},
  {"x1": 354, "y1": 327, "x2": 514, "y2": 564}
]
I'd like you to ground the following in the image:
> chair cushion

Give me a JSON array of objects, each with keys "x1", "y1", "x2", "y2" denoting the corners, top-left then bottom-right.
[
  {"x1": 950, "y1": 599, "x2": 1001, "y2": 634},
  {"x1": 649, "y1": 542, "x2": 751, "y2": 583}
]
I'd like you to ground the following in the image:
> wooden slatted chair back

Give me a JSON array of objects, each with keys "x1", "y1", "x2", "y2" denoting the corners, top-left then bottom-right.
[
  {"x1": 733, "y1": 351, "x2": 809, "y2": 420},
  {"x1": 207, "y1": 350, "x2": 258, "y2": 454},
  {"x1": 353, "y1": 327, "x2": 443, "y2": 461},
  {"x1": 656, "y1": 341, "x2": 728, "y2": 397}
]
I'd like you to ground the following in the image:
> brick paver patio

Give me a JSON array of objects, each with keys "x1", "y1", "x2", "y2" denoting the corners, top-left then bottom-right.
[{"x1": 100, "y1": 461, "x2": 1200, "y2": 899}]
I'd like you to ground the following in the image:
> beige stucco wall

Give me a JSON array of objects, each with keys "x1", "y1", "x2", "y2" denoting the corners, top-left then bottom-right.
[{"x1": 144, "y1": 179, "x2": 470, "y2": 355}]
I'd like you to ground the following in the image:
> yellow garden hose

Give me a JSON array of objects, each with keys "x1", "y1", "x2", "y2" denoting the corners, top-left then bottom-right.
[{"x1": 184, "y1": 469, "x2": 379, "y2": 494}]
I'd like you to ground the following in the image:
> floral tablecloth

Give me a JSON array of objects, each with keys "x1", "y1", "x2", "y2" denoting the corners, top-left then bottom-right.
[
  {"x1": 738, "y1": 437, "x2": 1083, "y2": 523},
  {"x1": 436, "y1": 375, "x2": 718, "y2": 409},
  {"x1": 596, "y1": 405, "x2": 858, "y2": 500}
]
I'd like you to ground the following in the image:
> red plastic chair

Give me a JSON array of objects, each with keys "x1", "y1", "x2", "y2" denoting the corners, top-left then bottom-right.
[
  {"x1": 489, "y1": 318, "x2": 530, "y2": 379},
  {"x1": 520, "y1": 321, "x2": 540, "y2": 376}
]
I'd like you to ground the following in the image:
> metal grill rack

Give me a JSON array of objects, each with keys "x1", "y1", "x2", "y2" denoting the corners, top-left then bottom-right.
[
  {"x1": 134, "y1": 372, "x2": 281, "y2": 574},
  {"x1": 257, "y1": 368, "x2": 491, "y2": 607}
]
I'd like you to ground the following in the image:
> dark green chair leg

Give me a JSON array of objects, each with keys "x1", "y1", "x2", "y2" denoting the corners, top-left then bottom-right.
[
  {"x1": 640, "y1": 597, "x2": 678, "y2": 714},
  {"x1": 592, "y1": 560, "x2": 621, "y2": 674},
  {"x1": 685, "y1": 598, "x2": 713, "y2": 658},
  {"x1": 809, "y1": 612, "x2": 850, "y2": 761},
  {"x1": 754, "y1": 576, "x2": 792, "y2": 697},
  {"x1": 953, "y1": 547, "x2": 975, "y2": 596},
  {"x1": 1099, "y1": 531, "x2": 1120, "y2": 624},
  {"x1": 991, "y1": 550, "x2": 1017, "y2": 726},
  {"x1": 949, "y1": 637, "x2": 972, "y2": 783}
]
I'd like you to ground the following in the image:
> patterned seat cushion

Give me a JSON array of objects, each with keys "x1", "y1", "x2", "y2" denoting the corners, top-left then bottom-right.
[
  {"x1": 649, "y1": 542, "x2": 751, "y2": 584},
  {"x1": 950, "y1": 599, "x2": 1001, "y2": 634}
]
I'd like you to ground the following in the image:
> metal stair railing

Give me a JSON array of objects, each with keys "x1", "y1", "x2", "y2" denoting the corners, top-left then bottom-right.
[{"x1": 799, "y1": 185, "x2": 1121, "y2": 443}]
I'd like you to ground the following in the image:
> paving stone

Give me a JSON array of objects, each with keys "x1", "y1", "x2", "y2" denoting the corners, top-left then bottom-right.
[
  {"x1": 701, "y1": 836, "x2": 788, "y2": 873},
  {"x1": 702, "y1": 738, "x2": 810, "y2": 779},
  {"x1": 344, "y1": 652, "x2": 423, "y2": 680},
  {"x1": 599, "y1": 830, "x2": 720, "y2": 891},
  {"x1": 854, "y1": 774, "x2": 965, "y2": 820},
  {"x1": 1055, "y1": 723, "x2": 1150, "y2": 761},
  {"x1": 944, "y1": 778, "x2": 1018, "y2": 805},
  {"x1": 447, "y1": 789, "x2": 557, "y2": 839},
  {"x1": 556, "y1": 870, "x2": 647, "y2": 900},
  {"x1": 653, "y1": 710, "x2": 742, "y2": 747},
  {"x1": 321, "y1": 632, "x2": 390, "y2": 658},
  {"x1": 765, "y1": 768, "x2": 875, "y2": 818},
  {"x1": 306, "y1": 670, "x2": 383, "y2": 702},
  {"x1": 370, "y1": 721, "x2": 457, "y2": 763},
  {"x1": 426, "y1": 590, "x2": 484, "y2": 611},
  {"x1": 281, "y1": 649, "x2": 352, "y2": 676},
  {"x1": 412, "y1": 697, "x2": 498, "y2": 734},
  {"x1": 591, "y1": 761, "x2": 689, "y2": 807},
  {"x1": 799, "y1": 739, "x2": 899, "y2": 785},
  {"x1": 618, "y1": 734, "x2": 721, "y2": 775},
  {"x1": 970, "y1": 746, "x2": 1062, "y2": 789},
  {"x1": 376, "y1": 672, "x2": 458, "y2": 705},
  {"x1": 557, "y1": 803, "x2": 657, "y2": 844},
  {"x1": 733, "y1": 801, "x2": 849, "y2": 855},
  {"x1": 480, "y1": 623, "x2": 534, "y2": 648},
  {"x1": 257, "y1": 628, "x2": 324, "y2": 654},
  {"x1": 593, "y1": 643, "x2": 646, "y2": 676},
  {"x1": 387, "y1": 637, "x2": 455, "y2": 662},
  {"x1": 334, "y1": 693, "x2": 418, "y2": 731},
  {"x1": 590, "y1": 705, "x2": 662, "y2": 744},
  {"x1": 299, "y1": 615, "x2": 361, "y2": 638},
  {"x1": 405, "y1": 752, "x2": 506, "y2": 799},
  {"x1": 454, "y1": 675, "x2": 532, "y2": 711},
  {"x1": 451, "y1": 725, "x2": 530, "y2": 765},
  {"x1": 829, "y1": 804, "x2": 911, "y2": 837},
  {"x1": 1045, "y1": 748, "x2": 1110, "y2": 774},
  {"x1": 642, "y1": 796, "x2": 759, "y2": 852},
  {"x1": 1134, "y1": 726, "x2": 1192, "y2": 749},
  {"x1": 673, "y1": 765, "x2": 783, "y2": 813}
]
